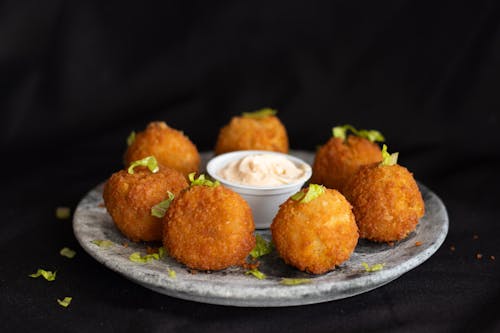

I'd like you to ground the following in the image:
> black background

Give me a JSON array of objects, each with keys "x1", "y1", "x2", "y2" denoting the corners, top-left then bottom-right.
[{"x1": 1, "y1": 1, "x2": 500, "y2": 332}]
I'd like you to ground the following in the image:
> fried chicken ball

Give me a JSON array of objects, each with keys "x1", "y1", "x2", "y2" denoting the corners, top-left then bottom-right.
[
  {"x1": 124, "y1": 121, "x2": 200, "y2": 177},
  {"x1": 103, "y1": 165, "x2": 188, "y2": 242},
  {"x1": 271, "y1": 187, "x2": 358, "y2": 274},
  {"x1": 163, "y1": 184, "x2": 256, "y2": 271},
  {"x1": 214, "y1": 113, "x2": 289, "y2": 155},
  {"x1": 344, "y1": 163, "x2": 425, "y2": 243},
  {"x1": 311, "y1": 135, "x2": 382, "y2": 193}
]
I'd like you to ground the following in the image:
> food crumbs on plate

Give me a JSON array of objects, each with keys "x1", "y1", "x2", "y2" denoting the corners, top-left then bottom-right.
[
  {"x1": 57, "y1": 297, "x2": 72, "y2": 308},
  {"x1": 242, "y1": 261, "x2": 260, "y2": 270},
  {"x1": 98, "y1": 202, "x2": 105, "y2": 208},
  {"x1": 56, "y1": 207, "x2": 71, "y2": 219},
  {"x1": 415, "y1": 241, "x2": 422, "y2": 246},
  {"x1": 450, "y1": 245, "x2": 456, "y2": 252},
  {"x1": 188, "y1": 269, "x2": 198, "y2": 275},
  {"x1": 490, "y1": 255, "x2": 496, "y2": 261},
  {"x1": 146, "y1": 246, "x2": 157, "y2": 254},
  {"x1": 387, "y1": 242, "x2": 395, "y2": 247},
  {"x1": 476, "y1": 253, "x2": 483, "y2": 260},
  {"x1": 122, "y1": 242, "x2": 129, "y2": 248},
  {"x1": 473, "y1": 234, "x2": 479, "y2": 240}
]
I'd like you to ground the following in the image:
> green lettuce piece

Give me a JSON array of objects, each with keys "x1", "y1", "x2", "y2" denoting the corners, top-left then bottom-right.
[
  {"x1": 242, "y1": 108, "x2": 277, "y2": 119},
  {"x1": 188, "y1": 173, "x2": 220, "y2": 187},
  {"x1": 167, "y1": 268, "x2": 176, "y2": 278},
  {"x1": 57, "y1": 297, "x2": 72, "y2": 308},
  {"x1": 60, "y1": 247, "x2": 76, "y2": 259},
  {"x1": 29, "y1": 269, "x2": 56, "y2": 281},
  {"x1": 380, "y1": 144, "x2": 399, "y2": 166},
  {"x1": 151, "y1": 192, "x2": 175, "y2": 218},
  {"x1": 245, "y1": 268, "x2": 266, "y2": 280},
  {"x1": 280, "y1": 278, "x2": 312, "y2": 286},
  {"x1": 91, "y1": 240, "x2": 114, "y2": 248},
  {"x1": 129, "y1": 252, "x2": 160, "y2": 264},
  {"x1": 127, "y1": 131, "x2": 136, "y2": 146},
  {"x1": 332, "y1": 124, "x2": 385, "y2": 143},
  {"x1": 291, "y1": 184, "x2": 325, "y2": 203},
  {"x1": 250, "y1": 235, "x2": 273, "y2": 259},
  {"x1": 127, "y1": 156, "x2": 159, "y2": 174},
  {"x1": 56, "y1": 207, "x2": 71, "y2": 219},
  {"x1": 158, "y1": 246, "x2": 167, "y2": 259},
  {"x1": 361, "y1": 262, "x2": 385, "y2": 272}
]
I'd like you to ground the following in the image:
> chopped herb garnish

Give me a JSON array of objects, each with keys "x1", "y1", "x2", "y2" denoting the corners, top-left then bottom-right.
[
  {"x1": 380, "y1": 144, "x2": 399, "y2": 166},
  {"x1": 60, "y1": 247, "x2": 76, "y2": 259},
  {"x1": 280, "y1": 278, "x2": 312, "y2": 286},
  {"x1": 127, "y1": 131, "x2": 136, "y2": 146},
  {"x1": 129, "y1": 252, "x2": 161, "y2": 264},
  {"x1": 91, "y1": 240, "x2": 114, "y2": 248},
  {"x1": 29, "y1": 269, "x2": 56, "y2": 281},
  {"x1": 167, "y1": 268, "x2": 176, "y2": 278},
  {"x1": 332, "y1": 124, "x2": 385, "y2": 143},
  {"x1": 188, "y1": 173, "x2": 220, "y2": 187},
  {"x1": 291, "y1": 184, "x2": 325, "y2": 203},
  {"x1": 242, "y1": 108, "x2": 277, "y2": 119},
  {"x1": 245, "y1": 268, "x2": 266, "y2": 280},
  {"x1": 250, "y1": 234, "x2": 273, "y2": 259},
  {"x1": 361, "y1": 262, "x2": 385, "y2": 272},
  {"x1": 56, "y1": 207, "x2": 71, "y2": 219},
  {"x1": 151, "y1": 192, "x2": 175, "y2": 218},
  {"x1": 128, "y1": 156, "x2": 159, "y2": 174},
  {"x1": 57, "y1": 297, "x2": 72, "y2": 308}
]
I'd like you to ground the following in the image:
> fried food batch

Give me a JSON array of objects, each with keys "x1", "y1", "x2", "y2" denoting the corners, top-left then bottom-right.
[
  {"x1": 103, "y1": 157, "x2": 188, "y2": 242},
  {"x1": 163, "y1": 174, "x2": 256, "y2": 271},
  {"x1": 271, "y1": 184, "x2": 358, "y2": 274},
  {"x1": 214, "y1": 108, "x2": 289, "y2": 155},
  {"x1": 125, "y1": 121, "x2": 200, "y2": 177},
  {"x1": 345, "y1": 145, "x2": 425, "y2": 242},
  {"x1": 311, "y1": 125, "x2": 384, "y2": 193}
]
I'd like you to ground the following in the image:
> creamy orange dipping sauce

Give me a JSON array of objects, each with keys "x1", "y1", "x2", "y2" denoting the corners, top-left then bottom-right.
[{"x1": 218, "y1": 154, "x2": 310, "y2": 186}]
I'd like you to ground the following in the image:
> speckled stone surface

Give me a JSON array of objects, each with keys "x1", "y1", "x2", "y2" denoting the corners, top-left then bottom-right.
[{"x1": 73, "y1": 151, "x2": 448, "y2": 307}]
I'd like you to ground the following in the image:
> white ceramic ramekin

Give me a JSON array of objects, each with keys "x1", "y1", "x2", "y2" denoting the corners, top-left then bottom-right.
[{"x1": 206, "y1": 150, "x2": 312, "y2": 229}]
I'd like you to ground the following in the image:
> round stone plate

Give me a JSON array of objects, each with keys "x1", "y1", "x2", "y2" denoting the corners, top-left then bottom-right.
[{"x1": 73, "y1": 151, "x2": 448, "y2": 307}]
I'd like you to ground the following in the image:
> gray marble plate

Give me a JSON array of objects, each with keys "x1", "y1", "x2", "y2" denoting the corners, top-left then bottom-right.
[{"x1": 73, "y1": 151, "x2": 448, "y2": 307}]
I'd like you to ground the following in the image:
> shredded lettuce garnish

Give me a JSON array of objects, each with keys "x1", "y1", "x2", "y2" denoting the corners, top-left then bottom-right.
[
  {"x1": 280, "y1": 278, "x2": 312, "y2": 286},
  {"x1": 129, "y1": 252, "x2": 161, "y2": 264},
  {"x1": 250, "y1": 235, "x2": 273, "y2": 259},
  {"x1": 57, "y1": 297, "x2": 72, "y2": 308},
  {"x1": 332, "y1": 124, "x2": 385, "y2": 143},
  {"x1": 361, "y1": 262, "x2": 385, "y2": 272},
  {"x1": 127, "y1": 131, "x2": 136, "y2": 146},
  {"x1": 167, "y1": 268, "x2": 176, "y2": 278},
  {"x1": 151, "y1": 192, "x2": 175, "y2": 218},
  {"x1": 29, "y1": 269, "x2": 56, "y2": 281},
  {"x1": 158, "y1": 246, "x2": 167, "y2": 258},
  {"x1": 91, "y1": 240, "x2": 114, "y2": 248},
  {"x1": 242, "y1": 108, "x2": 277, "y2": 119},
  {"x1": 291, "y1": 184, "x2": 326, "y2": 203},
  {"x1": 60, "y1": 247, "x2": 76, "y2": 259},
  {"x1": 188, "y1": 173, "x2": 220, "y2": 187},
  {"x1": 245, "y1": 268, "x2": 266, "y2": 280},
  {"x1": 128, "y1": 156, "x2": 159, "y2": 174},
  {"x1": 56, "y1": 207, "x2": 71, "y2": 219},
  {"x1": 380, "y1": 144, "x2": 399, "y2": 166}
]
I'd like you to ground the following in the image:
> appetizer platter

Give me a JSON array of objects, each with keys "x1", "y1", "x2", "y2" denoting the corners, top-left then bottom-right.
[{"x1": 74, "y1": 110, "x2": 449, "y2": 306}]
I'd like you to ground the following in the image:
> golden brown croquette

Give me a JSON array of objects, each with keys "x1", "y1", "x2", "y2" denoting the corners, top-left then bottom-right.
[
  {"x1": 271, "y1": 188, "x2": 358, "y2": 274},
  {"x1": 345, "y1": 163, "x2": 425, "y2": 243},
  {"x1": 311, "y1": 135, "x2": 382, "y2": 193},
  {"x1": 163, "y1": 185, "x2": 256, "y2": 271},
  {"x1": 124, "y1": 121, "x2": 200, "y2": 177},
  {"x1": 103, "y1": 165, "x2": 188, "y2": 242}
]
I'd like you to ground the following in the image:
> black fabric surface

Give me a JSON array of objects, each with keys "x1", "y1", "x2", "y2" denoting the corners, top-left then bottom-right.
[{"x1": 1, "y1": 1, "x2": 500, "y2": 332}]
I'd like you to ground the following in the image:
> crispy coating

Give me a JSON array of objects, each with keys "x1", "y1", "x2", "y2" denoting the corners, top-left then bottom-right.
[
  {"x1": 103, "y1": 166, "x2": 188, "y2": 242},
  {"x1": 271, "y1": 189, "x2": 358, "y2": 274},
  {"x1": 344, "y1": 164, "x2": 425, "y2": 242},
  {"x1": 124, "y1": 121, "x2": 200, "y2": 177},
  {"x1": 311, "y1": 135, "x2": 382, "y2": 193},
  {"x1": 214, "y1": 115, "x2": 289, "y2": 155},
  {"x1": 163, "y1": 185, "x2": 256, "y2": 271}
]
